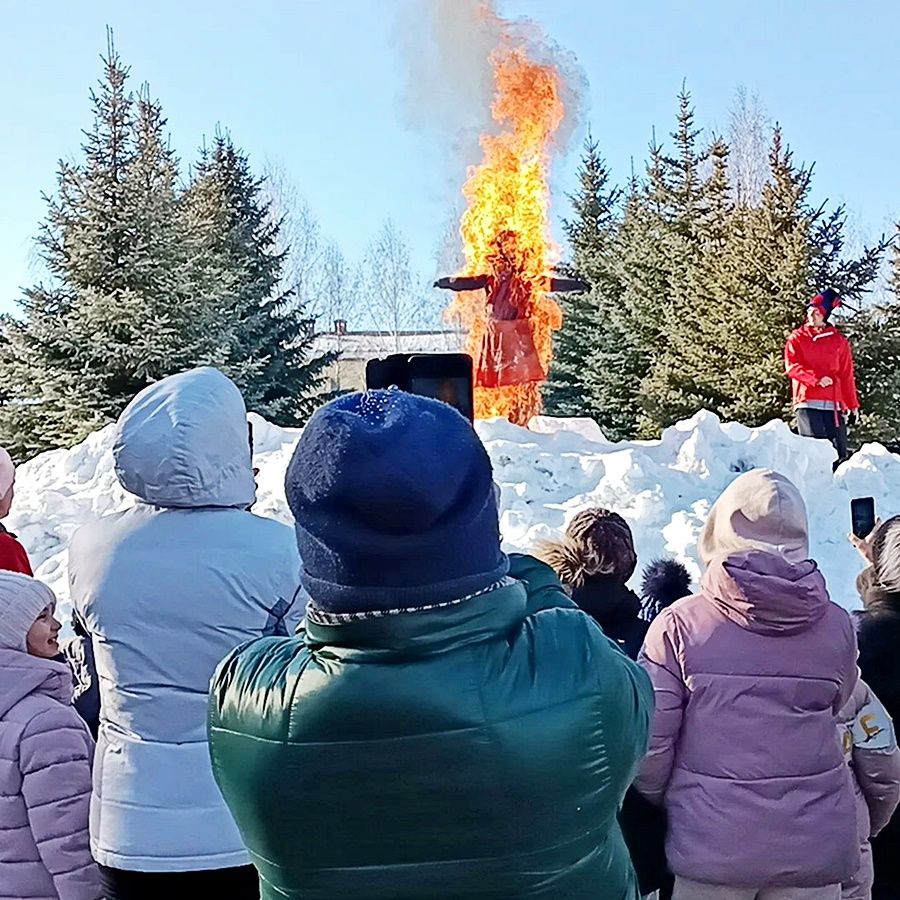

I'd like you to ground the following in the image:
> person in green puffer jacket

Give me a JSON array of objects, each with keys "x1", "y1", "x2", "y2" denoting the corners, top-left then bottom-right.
[{"x1": 208, "y1": 389, "x2": 653, "y2": 900}]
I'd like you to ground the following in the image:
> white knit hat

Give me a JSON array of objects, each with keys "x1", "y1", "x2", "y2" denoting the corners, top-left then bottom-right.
[
  {"x1": 0, "y1": 447, "x2": 13, "y2": 499},
  {"x1": 0, "y1": 572, "x2": 56, "y2": 651}
]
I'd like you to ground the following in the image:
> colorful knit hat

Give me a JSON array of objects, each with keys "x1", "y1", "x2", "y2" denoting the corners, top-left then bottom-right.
[{"x1": 808, "y1": 288, "x2": 842, "y2": 322}]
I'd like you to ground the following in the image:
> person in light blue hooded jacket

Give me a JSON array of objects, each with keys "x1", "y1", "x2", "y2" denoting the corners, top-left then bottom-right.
[{"x1": 68, "y1": 367, "x2": 303, "y2": 899}]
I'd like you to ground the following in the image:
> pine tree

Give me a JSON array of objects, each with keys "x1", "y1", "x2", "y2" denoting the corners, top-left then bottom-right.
[
  {"x1": 0, "y1": 42, "x2": 226, "y2": 459},
  {"x1": 847, "y1": 227, "x2": 900, "y2": 446},
  {"x1": 612, "y1": 174, "x2": 677, "y2": 391},
  {"x1": 636, "y1": 141, "x2": 734, "y2": 429},
  {"x1": 544, "y1": 134, "x2": 640, "y2": 438},
  {"x1": 628, "y1": 89, "x2": 734, "y2": 434},
  {"x1": 183, "y1": 134, "x2": 334, "y2": 423},
  {"x1": 659, "y1": 130, "x2": 811, "y2": 426},
  {"x1": 642, "y1": 126, "x2": 889, "y2": 430},
  {"x1": 647, "y1": 87, "x2": 708, "y2": 237}
]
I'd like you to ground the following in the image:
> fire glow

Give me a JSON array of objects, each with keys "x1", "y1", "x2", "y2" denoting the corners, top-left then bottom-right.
[{"x1": 445, "y1": 44, "x2": 567, "y2": 425}]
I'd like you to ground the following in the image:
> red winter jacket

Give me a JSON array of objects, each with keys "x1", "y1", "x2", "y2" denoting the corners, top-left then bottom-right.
[
  {"x1": 0, "y1": 526, "x2": 32, "y2": 575},
  {"x1": 784, "y1": 324, "x2": 860, "y2": 411}
]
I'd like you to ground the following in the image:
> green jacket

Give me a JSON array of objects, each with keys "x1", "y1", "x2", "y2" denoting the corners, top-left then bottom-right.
[{"x1": 208, "y1": 554, "x2": 653, "y2": 899}]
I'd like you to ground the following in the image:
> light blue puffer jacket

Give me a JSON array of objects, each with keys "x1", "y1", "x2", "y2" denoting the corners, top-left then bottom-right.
[{"x1": 69, "y1": 367, "x2": 303, "y2": 873}]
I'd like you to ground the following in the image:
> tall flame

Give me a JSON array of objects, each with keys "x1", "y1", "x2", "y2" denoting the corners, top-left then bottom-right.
[{"x1": 447, "y1": 45, "x2": 565, "y2": 424}]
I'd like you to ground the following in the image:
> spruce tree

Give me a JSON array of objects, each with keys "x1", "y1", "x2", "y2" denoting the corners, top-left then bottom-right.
[
  {"x1": 183, "y1": 134, "x2": 334, "y2": 424},
  {"x1": 660, "y1": 130, "x2": 811, "y2": 426},
  {"x1": 644, "y1": 126, "x2": 889, "y2": 430},
  {"x1": 647, "y1": 87, "x2": 708, "y2": 237},
  {"x1": 638, "y1": 135, "x2": 735, "y2": 427},
  {"x1": 627, "y1": 89, "x2": 732, "y2": 434},
  {"x1": 0, "y1": 43, "x2": 226, "y2": 459},
  {"x1": 544, "y1": 135, "x2": 640, "y2": 439},
  {"x1": 847, "y1": 228, "x2": 900, "y2": 446}
]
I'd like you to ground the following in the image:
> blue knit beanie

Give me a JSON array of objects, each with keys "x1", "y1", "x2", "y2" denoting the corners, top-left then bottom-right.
[{"x1": 286, "y1": 389, "x2": 509, "y2": 614}]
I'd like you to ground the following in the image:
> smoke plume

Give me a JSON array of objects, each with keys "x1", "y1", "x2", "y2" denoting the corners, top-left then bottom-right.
[{"x1": 394, "y1": 0, "x2": 587, "y2": 170}]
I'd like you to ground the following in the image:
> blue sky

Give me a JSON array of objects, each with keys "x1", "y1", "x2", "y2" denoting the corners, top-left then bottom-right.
[{"x1": 2, "y1": 0, "x2": 898, "y2": 315}]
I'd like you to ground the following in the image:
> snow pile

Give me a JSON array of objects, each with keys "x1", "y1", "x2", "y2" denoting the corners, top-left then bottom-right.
[{"x1": 8, "y1": 410, "x2": 899, "y2": 626}]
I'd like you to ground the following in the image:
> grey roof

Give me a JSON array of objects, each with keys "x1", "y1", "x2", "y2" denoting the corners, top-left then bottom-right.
[{"x1": 312, "y1": 330, "x2": 466, "y2": 359}]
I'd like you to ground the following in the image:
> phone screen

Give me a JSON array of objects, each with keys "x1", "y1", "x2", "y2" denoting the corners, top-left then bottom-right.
[
  {"x1": 851, "y1": 497, "x2": 876, "y2": 539},
  {"x1": 409, "y1": 376, "x2": 474, "y2": 422}
]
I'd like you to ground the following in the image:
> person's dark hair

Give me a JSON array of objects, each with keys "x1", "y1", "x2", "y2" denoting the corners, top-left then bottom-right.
[
  {"x1": 537, "y1": 508, "x2": 637, "y2": 587},
  {"x1": 870, "y1": 516, "x2": 900, "y2": 597},
  {"x1": 640, "y1": 558, "x2": 692, "y2": 622}
]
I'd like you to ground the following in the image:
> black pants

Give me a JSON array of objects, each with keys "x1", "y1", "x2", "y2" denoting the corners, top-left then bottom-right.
[
  {"x1": 796, "y1": 407, "x2": 848, "y2": 464},
  {"x1": 98, "y1": 865, "x2": 259, "y2": 899}
]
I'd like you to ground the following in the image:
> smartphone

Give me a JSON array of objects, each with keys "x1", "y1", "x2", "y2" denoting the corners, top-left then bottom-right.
[
  {"x1": 851, "y1": 497, "x2": 876, "y2": 539},
  {"x1": 366, "y1": 353, "x2": 474, "y2": 422},
  {"x1": 407, "y1": 354, "x2": 474, "y2": 422}
]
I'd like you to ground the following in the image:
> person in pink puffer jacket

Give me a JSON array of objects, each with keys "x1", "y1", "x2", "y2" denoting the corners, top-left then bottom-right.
[
  {"x1": 839, "y1": 678, "x2": 900, "y2": 899},
  {"x1": 0, "y1": 571, "x2": 100, "y2": 899},
  {"x1": 636, "y1": 469, "x2": 861, "y2": 900}
]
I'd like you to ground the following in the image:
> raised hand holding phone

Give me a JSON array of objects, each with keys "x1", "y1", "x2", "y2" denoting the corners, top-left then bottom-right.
[{"x1": 849, "y1": 497, "x2": 878, "y2": 563}]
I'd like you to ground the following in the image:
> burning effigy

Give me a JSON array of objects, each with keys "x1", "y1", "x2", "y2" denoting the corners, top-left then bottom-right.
[{"x1": 437, "y1": 45, "x2": 588, "y2": 425}]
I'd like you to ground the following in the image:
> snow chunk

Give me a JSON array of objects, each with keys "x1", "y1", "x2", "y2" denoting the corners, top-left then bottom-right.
[{"x1": 7, "y1": 410, "x2": 895, "y2": 627}]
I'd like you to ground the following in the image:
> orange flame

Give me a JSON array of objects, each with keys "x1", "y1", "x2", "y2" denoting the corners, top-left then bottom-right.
[{"x1": 446, "y1": 45, "x2": 565, "y2": 425}]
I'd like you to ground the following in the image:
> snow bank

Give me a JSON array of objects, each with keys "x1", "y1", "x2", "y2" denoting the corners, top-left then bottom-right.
[{"x1": 8, "y1": 410, "x2": 899, "y2": 627}]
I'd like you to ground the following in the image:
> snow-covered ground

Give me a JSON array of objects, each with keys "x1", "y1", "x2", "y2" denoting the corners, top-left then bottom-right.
[{"x1": 8, "y1": 410, "x2": 900, "y2": 627}]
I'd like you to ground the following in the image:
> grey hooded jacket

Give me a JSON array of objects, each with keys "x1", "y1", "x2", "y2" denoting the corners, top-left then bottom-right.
[{"x1": 69, "y1": 367, "x2": 303, "y2": 873}]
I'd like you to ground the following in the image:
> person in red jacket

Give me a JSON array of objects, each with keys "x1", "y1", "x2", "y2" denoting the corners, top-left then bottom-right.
[
  {"x1": 784, "y1": 288, "x2": 860, "y2": 466},
  {"x1": 0, "y1": 447, "x2": 32, "y2": 575}
]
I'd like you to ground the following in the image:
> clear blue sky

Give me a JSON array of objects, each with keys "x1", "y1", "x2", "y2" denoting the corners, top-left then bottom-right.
[{"x1": 2, "y1": 0, "x2": 898, "y2": 315}]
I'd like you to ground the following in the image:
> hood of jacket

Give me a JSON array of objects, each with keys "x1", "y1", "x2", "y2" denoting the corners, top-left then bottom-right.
[
  {"x1": 113, "y1": 367, "x2": 256, "y2": 509},
  {"x1": 699, "y1": 469, "x2": 809, "y2": 567},
  {"x1": 0, "y1": 650, "x2": 72, "y2": 717},
  {"x1": 701, "y1": 549, "x2": 830, "y2": 635}
]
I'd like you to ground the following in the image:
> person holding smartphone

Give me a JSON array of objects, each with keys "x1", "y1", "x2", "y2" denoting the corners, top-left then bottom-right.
[
  {"x1": 850, "y1": 516, "x2": 900, "y2": 900},
  {"x1": 784, "y1": 289, "x2": 860, "y2": 466}
]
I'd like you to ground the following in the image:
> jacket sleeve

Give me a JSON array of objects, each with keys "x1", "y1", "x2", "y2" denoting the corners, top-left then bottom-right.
[
  {"x1": 0, "y1": 533, "x2": 33, "y2": 575},
  {"x1": 595, "y1": 632, "x2": 654, "y2": 799},
  {"x1": 61, "y1": 634, "x2": 101, "y2": 739},
  {"x1": 634, "y1": 608, "x2": 687, "y2": 804},
  {"x1": 784, "y1": 332, "x2": 819, "y2": 387},
  {"x1": 19, "y1": 708, "x2": 101, "y2": 900},
  {"x1": 843, "y1": 680, "x2": 900, "y2": 836},
  {"x1": 508, "y1": 553, "x2": 653, "y2": 794},
  {"x1": 548, "y1": 277, "x2": 590, "y2": 293},
  {"x1": 834, "y1": 616, "x2": 860, "y2": 715},
  {"x1": 434, "y1": 275, "x2": 489, "y2": 291},
  {"x1": 841, "y1": 336, "x2": 860, "y2": 411}
]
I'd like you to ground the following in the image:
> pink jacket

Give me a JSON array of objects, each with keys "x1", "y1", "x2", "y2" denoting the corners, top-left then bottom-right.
[
  {"x1": 636, "y1": 550, "x2": 860, "y2": 888},
  {"x1": 0, "y1": 650, "x2": 100, "y2": 899},
  {"x1": 839, "y1": 678, "x2": 900, "y2": 900}
]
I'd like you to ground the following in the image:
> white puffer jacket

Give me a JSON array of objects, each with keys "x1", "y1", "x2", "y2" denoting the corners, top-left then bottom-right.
[{"x1": 69, "y1": 368, "x2": 303, "y2": 872}]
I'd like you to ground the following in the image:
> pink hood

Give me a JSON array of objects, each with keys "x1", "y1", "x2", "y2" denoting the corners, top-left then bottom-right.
[{"x1": 702, "y1": 551, "x2": 829, "y2": 636}]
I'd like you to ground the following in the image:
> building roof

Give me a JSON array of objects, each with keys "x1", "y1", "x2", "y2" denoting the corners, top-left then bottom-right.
[{"x1": 312, "y1": 330, "x2": 466, "y2": 359}]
